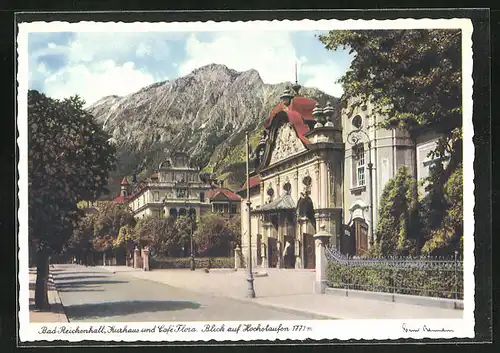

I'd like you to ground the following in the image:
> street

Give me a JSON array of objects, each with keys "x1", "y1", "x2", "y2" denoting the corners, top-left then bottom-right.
[{"x1": 52, "y1": 264, "x2": 318, "y2": 322}]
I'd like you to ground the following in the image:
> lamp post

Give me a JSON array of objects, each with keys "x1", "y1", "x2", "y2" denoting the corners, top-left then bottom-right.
[
  {"x1": 347, "y1": 128, "x2": 374, "y2": 247},
  {"x1": 245, "y1": 132, "x2": 256, "y2": 298},
  {"x1": 185, "y1": 199, "x2": 196, "y2": 271}
]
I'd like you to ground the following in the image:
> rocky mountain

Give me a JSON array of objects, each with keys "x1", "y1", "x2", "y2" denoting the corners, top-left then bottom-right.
[{"x1": 87, "y1": 63, "x2": 340, "y2": 194}]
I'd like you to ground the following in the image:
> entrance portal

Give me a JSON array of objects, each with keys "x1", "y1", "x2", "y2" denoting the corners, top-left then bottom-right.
[
  {"x1": 303, "y1": 233, "x2": 315, "y2": 269},
  {"x1": 268, "y1": 237, "x2": 278, "y2": 268}
]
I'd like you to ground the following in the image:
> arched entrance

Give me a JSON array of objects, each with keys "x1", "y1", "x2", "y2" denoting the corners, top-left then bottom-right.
[
  {"x1": 297, "y1": 195, "x2": 316, "y2": 269},
  {"x1": 179, "y1": 208, "x2": 187, "y2": 217},
  {"x1": 169, "y1": 208, "x2": 178, "y2": 218}
]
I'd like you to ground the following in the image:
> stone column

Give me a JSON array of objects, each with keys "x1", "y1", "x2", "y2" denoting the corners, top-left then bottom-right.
[
  {"x1": 234, "y1": 245, "x2": 242, "y2": 269},
  {"x1": 276, "y1": 241, "x2": 282, "y2": 269},
  {"x1": 143, "y1": 246, "x2": 150, "y2": 271},
  {"x1": 260, "y1": 238, "x2": 267, "y2": 268},
  {"x1": 133, "y1": 246, "x2": 140, "y2": 269},
  {"x1": 295, "y1": 218, "x2": 305, "y2": 269},
  {"x1": 313, "y1": 226, "x2": 331, "y2": 294},
  {"x1": 320, "y1": 161, "x2": 328, "y2": 209}
]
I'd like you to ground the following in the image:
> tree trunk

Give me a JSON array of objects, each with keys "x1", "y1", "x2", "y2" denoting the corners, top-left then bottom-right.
[{"x1": 34, "y1": 251, "x2": 50, "y2": 310}]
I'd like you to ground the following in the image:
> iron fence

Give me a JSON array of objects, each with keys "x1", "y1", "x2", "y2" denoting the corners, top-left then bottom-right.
[{"x1": 325, "y1": 245, "x2": 463, "y2": 300}]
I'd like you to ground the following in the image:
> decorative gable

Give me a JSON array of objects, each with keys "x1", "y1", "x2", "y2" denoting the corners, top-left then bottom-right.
[{"x1": 270, "y1": 122, "x2": 307, "y2": 165}]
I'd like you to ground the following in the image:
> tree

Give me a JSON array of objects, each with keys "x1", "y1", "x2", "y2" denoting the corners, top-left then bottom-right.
[
  {"x1": 193, "y1": 213, "x2": 239, "y2": 257},
  {"x1": 65, "y1": 212, "x2": 96, "y2": 264},
  {"x1": 131, "y1": 216, "x2": 182, "y2": 257},
  {"x1": 28, "y1": 90, "x2": 116, "y2": 309},
  {"x1": 372, "y1": 167, "x2": 420, "y2": 256},
  {"x1": 318, "y1": 30, "x2": 463, "y2": 255}
]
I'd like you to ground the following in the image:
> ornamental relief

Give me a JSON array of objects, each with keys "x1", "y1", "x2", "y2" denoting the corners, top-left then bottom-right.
[{"x1": 269, "y1": 122, "x2": 306, "y2": 165}]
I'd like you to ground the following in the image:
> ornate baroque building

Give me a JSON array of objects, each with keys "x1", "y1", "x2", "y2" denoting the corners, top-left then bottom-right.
[
  {"x1": 115, "y1": 151, "x2": 241, "y2": 219},
  {"x1": 239, "y1": 84, "x2": 446, "y2": 268}
]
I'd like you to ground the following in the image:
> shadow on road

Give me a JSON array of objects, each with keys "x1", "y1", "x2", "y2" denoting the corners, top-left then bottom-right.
[
  {"x1": 65, "y1": 300, "x2": 201, "y2": 319},
  {"x1": 53, "y1": 275, "x2": 110, "y2": 281},
  {"x1": 58, "y1": 288, "x2": 106, "y2": 292},
  {"x1": 52, "y1": 271, "x2": 109, "y2": 276},
  {"x1": 55, "y1": 280, "x2": 128, "y2": 287}
]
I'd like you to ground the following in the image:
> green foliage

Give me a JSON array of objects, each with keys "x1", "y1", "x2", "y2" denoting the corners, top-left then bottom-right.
[
  {"x1": 133, "y1": 216, "x2": 187, "y2": 257},
  {"x1": 319, "y1": 30, "x2": 463, "y2": 256},
  {"x1": 374, "y1": 167, "x2": 420, "y2": 256},
  {"x1": 421, "y1": 164, "x2": 463, "y2": 255},
  {"x1": 193, "y1": 213, "x2": 241, "y2": 257},
  {"x1": 90, "y1": 202, "x2": 135, "y2": 251},
  {"x1": 326, "y1": 262, "x2": 463, "y2": 299},
  {"x1": 150, "y1": 257, "x2": 234, "y2": 269},
  {"x1": 318, "y1": 30, "x2": 461, "y2": 133},
  {"x1": 28, "y1": 90, "x2": 116, "y2": 255}
]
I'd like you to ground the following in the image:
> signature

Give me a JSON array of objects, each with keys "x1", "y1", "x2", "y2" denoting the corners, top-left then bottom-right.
[{"x1": 402, "y1": 323, "x2": 455, "y2": 333}]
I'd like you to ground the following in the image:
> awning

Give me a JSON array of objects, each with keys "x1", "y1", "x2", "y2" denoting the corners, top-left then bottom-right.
[{"x1": 253, "y1": 193, "x2": 296, "y2": 213}]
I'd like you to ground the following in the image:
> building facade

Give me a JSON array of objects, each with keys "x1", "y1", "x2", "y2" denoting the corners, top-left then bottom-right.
[
  {"x1": 115, "y1": 151, "x2": 241, "y2": 219},
  {"x1": 240, "y1": 86, "x2": 446, "y2": 267}
]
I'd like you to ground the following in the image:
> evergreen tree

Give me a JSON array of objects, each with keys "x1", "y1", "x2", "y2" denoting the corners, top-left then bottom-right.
[{"x1": 373, "y1": 167, "x2": 420, "y2": 256}]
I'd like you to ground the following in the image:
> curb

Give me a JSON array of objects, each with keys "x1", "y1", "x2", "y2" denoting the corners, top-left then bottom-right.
[
  {"x1": 47, "y1": 273, "x2": 69, "y2": 323},
  {"x1": 123, "y1": 271, "x2": 335, "y2": 320},
  {"x1": 234, "y1": 298, "x2": 337, "y2": 320},
  {"x1": 325, "y1": 288, "x2": 464, "y2": 310}
]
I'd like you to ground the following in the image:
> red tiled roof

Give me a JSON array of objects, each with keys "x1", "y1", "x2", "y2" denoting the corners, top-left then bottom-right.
[
  {"x1": 264, "y1": 96, "x2": 318, "y2": 145},
  {"x1": 206, "y1": 187, "x2": 242, "y2": 201},
  {"x1": 113, "y1": 194, "x2": 129, "y2": 203},
  {"x1": 238, "y1": 175, "x2": 261, "y2": 192}
]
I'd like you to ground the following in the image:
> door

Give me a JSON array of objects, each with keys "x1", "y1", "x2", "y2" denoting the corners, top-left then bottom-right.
[
  {"x1": 268, "y1": 237, "x2": 278, "y2": 268},
  {"x1": 354, "y1": 218, "x2": 368, "y2": 256},
  {"x1": 303, "y1": 233, "x2": 316, "y2": 269}
]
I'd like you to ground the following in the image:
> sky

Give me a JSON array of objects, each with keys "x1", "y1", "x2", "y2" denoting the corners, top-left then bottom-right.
[{"x1": 28, "y1": 30, "x2": 354, "y2": 107}]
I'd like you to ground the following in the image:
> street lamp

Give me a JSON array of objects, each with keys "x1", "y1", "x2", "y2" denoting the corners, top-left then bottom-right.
[
  {"x1": 245, "y1": 132, "x2": 256, "y2": 298},
  {"x1": 346, "y1": 128, "x2": 375, "y2": 247},
  {"x1": 185, "y1": 199, "x2": 196, "y2": 271}
]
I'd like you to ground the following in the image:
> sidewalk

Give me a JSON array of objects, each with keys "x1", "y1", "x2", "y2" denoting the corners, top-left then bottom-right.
[
  {"x1": 29, "y1": 268, "x2": 68, "y2": 323},
  {"x1": 104, "y1": 266, "x2": 463, "y2": 320}
]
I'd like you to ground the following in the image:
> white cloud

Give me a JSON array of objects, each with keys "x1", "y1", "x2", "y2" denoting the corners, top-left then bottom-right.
[
  {"x1": 301, "y1": 61, "x2": 344, "y2": 98},
  {"x1": 29, "y1": 32, "x2": 176, "y2": 105},
  {"x1": 180, "y1": 31, "x2": 299, "y2": 84},
  {"x1": 41, "y1": 60, "x2": 156, "y2": 107},
  {"x1": 179, "y1": 31, "x2": 345, "y2": 97}
]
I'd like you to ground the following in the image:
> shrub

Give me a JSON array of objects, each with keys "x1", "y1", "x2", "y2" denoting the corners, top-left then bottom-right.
[
  {"x1": 150, "y1": 257, "x2": 234, "y2": 270},
  {"x1": 326, "y1": 261, "x2": 463, "y2": 299}
]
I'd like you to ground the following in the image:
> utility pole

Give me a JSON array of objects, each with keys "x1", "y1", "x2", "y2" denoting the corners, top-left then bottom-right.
[{"x1": 245, "y1": 132, "x2": 256, "y2": 298}]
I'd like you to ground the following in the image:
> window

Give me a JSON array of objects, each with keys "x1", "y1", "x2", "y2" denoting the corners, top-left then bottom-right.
[
  {"x1": 231, "y1": 204, "x2": 237, "y2": 214},
  {"x1": 154, "y1": 191, "x2": 160, "y2": 202},
  {"x1": 142, "y1": 194, "x2": 146, "y2": 205},
  {"x1": 352, "y1": 144, "x2": 366, "y2": 187},
  {"x1": 200, "y1": 192, "x2": 205, "y2": 202},
  {"x1": 352, "y1": 115, "x2": 363, "y2": 129}
]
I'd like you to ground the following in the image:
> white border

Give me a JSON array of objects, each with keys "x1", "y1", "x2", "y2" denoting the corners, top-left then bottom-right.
[{"x1": 17, "y1": 18, "x2": 475, "y2": 342}]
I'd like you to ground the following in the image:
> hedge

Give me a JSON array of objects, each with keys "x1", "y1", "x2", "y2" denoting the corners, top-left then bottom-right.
[
  {"x1": 150, "y1": 256, "x2": 234, "y2": 269},
  {"x1": 326, "y1": 262, "x2": 463, "y2": 299}
]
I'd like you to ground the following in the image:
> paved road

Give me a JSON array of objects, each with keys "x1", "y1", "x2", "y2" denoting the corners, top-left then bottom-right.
[{"x1": 52, "y1": 264, "x2": 317, "y2": 322}]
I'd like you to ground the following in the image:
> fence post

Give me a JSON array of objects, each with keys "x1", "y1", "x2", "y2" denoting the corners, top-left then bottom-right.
[{"x1": 454, "y1": 250, "x2": 459, "y2": 308}]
